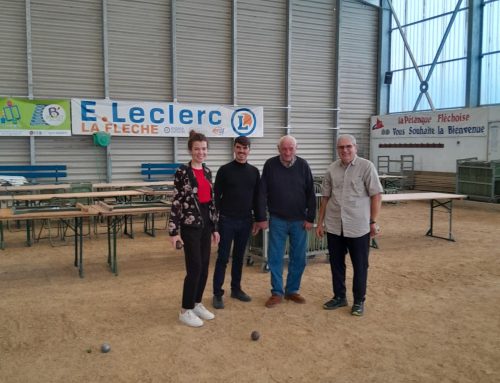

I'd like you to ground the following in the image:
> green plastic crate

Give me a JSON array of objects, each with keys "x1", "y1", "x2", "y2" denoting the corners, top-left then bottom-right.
[{"x1": 456, "y1": 160, "x2": 500, "y2": 202}]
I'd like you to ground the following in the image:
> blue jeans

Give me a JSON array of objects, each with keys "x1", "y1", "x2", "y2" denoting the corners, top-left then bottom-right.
[
  {"x1": 267, "y1": 215, "x2": 308, "y2": 296},
  {"x1": 213, "y1": 215, "x2": 253, "y2": 297}
]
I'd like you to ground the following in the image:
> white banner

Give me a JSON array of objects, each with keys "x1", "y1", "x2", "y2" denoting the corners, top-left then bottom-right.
[
  {"x1": 371, "y1": 108, "x2": 488, "y2": 139},
  {"x1": 71, "y1": 99, "x2": 264, "y2": 137}
]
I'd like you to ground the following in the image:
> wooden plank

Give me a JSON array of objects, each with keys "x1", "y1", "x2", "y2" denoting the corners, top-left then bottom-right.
[
  {"x1": 382, "y1": 192, "x2": 466, "y2": 202},
  {"x1": 96, "y1": 201, "x2": 113, "y2": 211},
  {"x1": 96, "y1": 206, "x2": 171, "y2": 216},
  {"x1": 0, "y1": 184, "x2": 71, "y2": 192},
  {"x1": 1, "y1": 190, "x2": 145, "y2": 203},
  {"x1": 0, "y1": 208, "x2": 97, "y2": 221},
  {"x1": 92, "y1": 181, "x2": 173, "y2": 189},
  {"x1": 413, "y1": 171, "x2": 455, "y2": 193}
]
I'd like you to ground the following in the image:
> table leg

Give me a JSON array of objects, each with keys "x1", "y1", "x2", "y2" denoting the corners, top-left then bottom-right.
[
  {"x1": 448, "y1": 200, "x2": 454, "y2": 241},
  {"x1": 26, "y1": 220, "x2": 34, "y2": 247},
  {"x1": 144, "y1": 213, "x2": 156, "y2": 237},
  {"x1": 425, "y1": 199, "x2": 455, "y2": 241},
  {"x1": 78, "y1": 217, "x2": 84, "y2": 277},
  {"x1": 123, "y1": 215, "x2": 134, "y2": 238},
  {"x1": 74, "y1": 219, "x2": 78, "y2": 268},
  {"x1": 426, "y1": 199, "x2": 434, "y2": 237},
  {"x1": 151, "y1": 213, "x2": 156, "y2": 237},
  {"x1": 106, "y1": 216, "x2": 119, "y2": 275},
  {"x1": 0, "y1": 221, "x2": 4, "y2": 250},
  {"x1": 112, "y1": 216, "x2": 118, "y2": 275},
  {"x1": 73, "y1": 217, "x2": 84, "y2": 278},
  {"x1": 107, "y1": 216, "x2": 112, "y2": 267}
]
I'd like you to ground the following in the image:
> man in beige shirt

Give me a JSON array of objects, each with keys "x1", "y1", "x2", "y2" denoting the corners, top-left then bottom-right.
[{"x1": 316, "y1": 134, "x2": 383, "y2": 316}]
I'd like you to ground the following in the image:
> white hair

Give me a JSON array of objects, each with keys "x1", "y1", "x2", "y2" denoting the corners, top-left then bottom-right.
[
  {"x1": 278, "y1": 135, "x2": 297, "y2": 147},
  {"x1": 336, "y1": 134, "x2": 357, "y2": 145}
]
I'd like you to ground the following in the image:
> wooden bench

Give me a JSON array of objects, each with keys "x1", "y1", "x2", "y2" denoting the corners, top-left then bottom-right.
[
  {"x1": 0, "y1": 165, "x2": 67, "y2": 183},
  {"x1": 141, "y1": 163, "x2": 180, "y2": 181}
]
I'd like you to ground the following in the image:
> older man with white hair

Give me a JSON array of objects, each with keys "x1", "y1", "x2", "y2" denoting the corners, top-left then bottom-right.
[
  {"x1": 316, "y1": 134, "x2": 383, "y2": 316},
  {"x1": 256, "y1": 135, "x2": 316, "y2": 308}
]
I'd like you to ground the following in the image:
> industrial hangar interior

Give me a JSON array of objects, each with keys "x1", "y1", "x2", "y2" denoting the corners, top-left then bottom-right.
[{"x1": 1, "y1": 1, "x2": 499, "y2": 382}]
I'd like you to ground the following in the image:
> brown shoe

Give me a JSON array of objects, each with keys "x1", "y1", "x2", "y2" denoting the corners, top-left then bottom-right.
[
  {"x1": 265, "y1": 294, "x2": 283, "y2": 308},
  {"x1": 285, "y1": 293, "x2": 306, "y2": 304}
]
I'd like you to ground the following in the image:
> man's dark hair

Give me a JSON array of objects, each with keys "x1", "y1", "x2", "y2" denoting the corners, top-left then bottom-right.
[{"x1": 234, "y1": 136, "x2": 251, "y2": 147}]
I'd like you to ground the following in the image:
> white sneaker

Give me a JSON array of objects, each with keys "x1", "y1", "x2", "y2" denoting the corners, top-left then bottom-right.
[
  {"x1": 179, "y1": 309, "x2": 204, "y2": 327},
  {"x1": 193, "y1": 303, "x2": 215, "y2": 320}
]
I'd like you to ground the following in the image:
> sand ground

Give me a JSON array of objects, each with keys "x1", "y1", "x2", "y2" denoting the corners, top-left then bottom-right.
[{"x1": 0, "y1": 199, "x2": 499, "y2": 383}]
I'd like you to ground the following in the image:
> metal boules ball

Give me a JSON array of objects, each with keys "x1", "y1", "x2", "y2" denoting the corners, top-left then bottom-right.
[
  {"x1": 251, "y1": 331, "x2": 260, "y2": 341},
  {"x1": 101, "y1": 343, "x2": 111, "y2": 353}
]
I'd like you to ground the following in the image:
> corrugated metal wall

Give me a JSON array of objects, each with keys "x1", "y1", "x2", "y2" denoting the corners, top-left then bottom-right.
[
  {"x1": 106, "y1": 0, "x2": 173, "y2": 181},
  {"x1": 30, "y1": 0, "x2": 105, "y2": 181},
  {"x1": 291, "y1": 0, "x2": 337, "y2": 174},
  {"x1": 30, "y1": 0, "x2": 104, "y2": 98},
  {"x1": 0, "y1": 138, "x2": 30, "y2": 165},
  {"x1": 36, "y1": 136, "x2": 108, "y2": 182},
  {"x1": 0, "y1": 1, "x2": 28, "y2": 97},
  {"x1": 176, "y1": 0, "x2": 233, "y2": 170},
  {"x1": 236, "y1": 0, "x2": 287, "y2": 170},
  {"x1": 108, "y1": 0, "x2": 172, "y2": 101},
  {"x1": 0, "y1": 0, "x2": 380, "y2": 180},
  {"x1": 338, "y1": 0, "x2": 379, "y2": 158},
  {"x1": 110, "y1": 136, "x2": 173, "y2": 181},
  {"x1": 0, "y1": 2, "x2": 30, "y2": 168}
]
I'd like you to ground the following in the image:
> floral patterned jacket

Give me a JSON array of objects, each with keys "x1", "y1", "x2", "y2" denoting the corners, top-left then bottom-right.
[{"x1": 168, "y1": 162, "x2": 218, "y2": 236}]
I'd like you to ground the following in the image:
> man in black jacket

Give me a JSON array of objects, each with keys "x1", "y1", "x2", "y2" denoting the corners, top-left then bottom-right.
[
  {"x1": 212, "y1": 136, "x2": 263, "y2": 309},
  {"x1": 256, "y1": 135, "x2": 316, "y2": 308}
]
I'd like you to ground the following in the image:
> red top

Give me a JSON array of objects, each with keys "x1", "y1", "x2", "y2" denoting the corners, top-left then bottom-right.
[{"x1": 192, "y1": 167, "x2": 211, "y2": 203}]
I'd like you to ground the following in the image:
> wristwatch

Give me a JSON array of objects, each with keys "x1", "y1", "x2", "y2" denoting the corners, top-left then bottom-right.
[{"x1": 369, "y1": 220, "x2": 376, "y2": 224}]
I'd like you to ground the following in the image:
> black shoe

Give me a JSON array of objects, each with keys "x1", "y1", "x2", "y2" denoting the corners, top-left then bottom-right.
[
  {"x1": 323, "y1": 296, "x2": 348, "y2": 310},
  {"x1": 230, "y1": 289, "x2": 252, "y2": 302},
  {"x1": 212, "y1": 295, "x2": 224, "y2": 309},
  {"x1": 351, "y1": 301, "x2": 364, "y2": 316}
]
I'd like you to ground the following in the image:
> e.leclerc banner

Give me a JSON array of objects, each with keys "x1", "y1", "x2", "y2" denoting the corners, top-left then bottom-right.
[
  {"x1": 0, "y1": 98, "x2": 71, "y2": 136},
  {"x1": 71, "y1": 99, "x2": 264, "y2": 138}
]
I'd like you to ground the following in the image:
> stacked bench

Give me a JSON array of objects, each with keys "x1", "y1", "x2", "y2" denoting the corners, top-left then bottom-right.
[
  {"x1": 139, "y1": 163, "x2": 180, "y2": 236},
  {"x1": 0, "y1": 165, "x2": 67, "y2": 184},
  {"x1": 0, "y1": 165, "x2": 68, "y2": 249}
]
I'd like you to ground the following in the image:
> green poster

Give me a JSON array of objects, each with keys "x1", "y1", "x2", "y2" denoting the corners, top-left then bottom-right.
[{"x1": 0, "y1": 98, "x2": 71, "y2": 136}]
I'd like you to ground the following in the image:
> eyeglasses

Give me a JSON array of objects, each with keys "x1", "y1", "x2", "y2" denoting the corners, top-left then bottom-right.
[{"x1": 337, "y1": 144, "x2": 354, "y2": 150}]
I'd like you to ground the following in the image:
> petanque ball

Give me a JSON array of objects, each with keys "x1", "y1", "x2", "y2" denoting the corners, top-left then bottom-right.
[
  {"x1": 251, "y1": 331, "x2": 260, "y2": 341},
  {"x1": 101, "y1": 343, "x2": 111, "y2": 353}
]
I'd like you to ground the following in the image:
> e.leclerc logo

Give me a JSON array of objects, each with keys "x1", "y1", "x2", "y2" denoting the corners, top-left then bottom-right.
[{"x1": 231, "y1": 108, "x2": 256, "y2": 136}]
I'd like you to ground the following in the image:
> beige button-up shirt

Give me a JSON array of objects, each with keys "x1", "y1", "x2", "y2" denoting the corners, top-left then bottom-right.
[{"x1": 321, "y1": 155, "x2": 383, "y2": 238}]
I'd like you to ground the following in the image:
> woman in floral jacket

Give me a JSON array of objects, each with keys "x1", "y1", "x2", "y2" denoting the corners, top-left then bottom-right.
[{"x1": 169, "y1": 130, "x2": 219, "y2": 328}]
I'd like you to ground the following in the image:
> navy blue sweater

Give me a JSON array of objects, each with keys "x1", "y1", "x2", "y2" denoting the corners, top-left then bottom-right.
[{"x1": 257, "y1": 156, "x2": 316, "y2": 222}]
